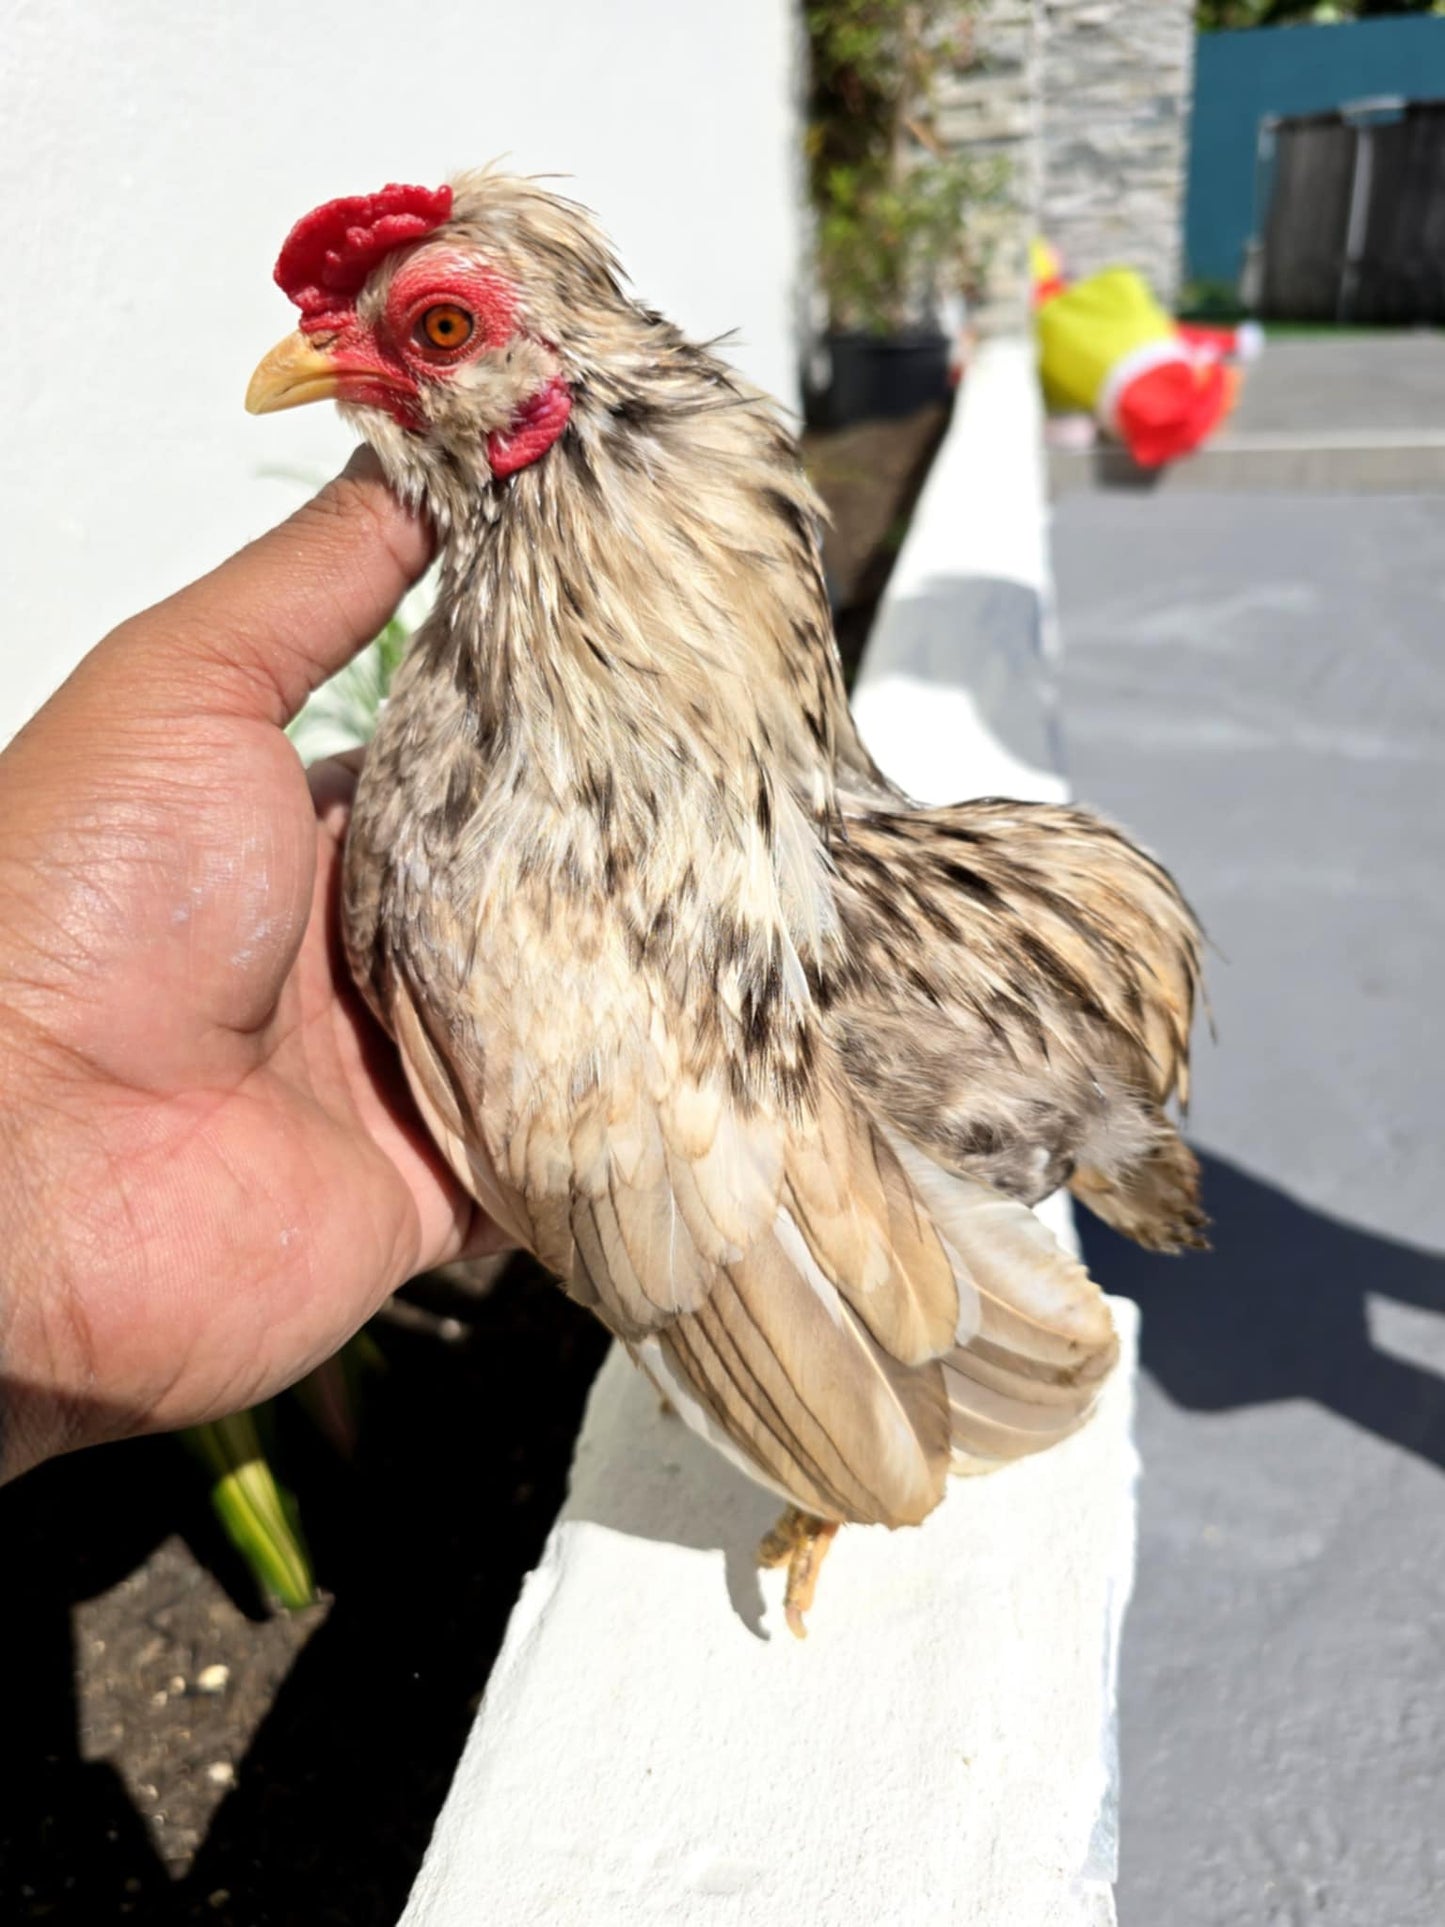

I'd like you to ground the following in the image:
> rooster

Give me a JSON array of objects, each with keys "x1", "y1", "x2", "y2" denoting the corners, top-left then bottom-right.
[{"x1": 247, "y1": 174, "x2": 1204, "y2": 1635}]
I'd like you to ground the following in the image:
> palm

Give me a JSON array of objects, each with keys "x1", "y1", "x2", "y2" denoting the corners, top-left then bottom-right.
[{"x1": 0, "y1": 457, "x2": 479, "y2": 1472}]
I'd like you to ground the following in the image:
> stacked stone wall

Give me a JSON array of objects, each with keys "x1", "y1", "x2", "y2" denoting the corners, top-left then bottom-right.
[
  {"x1": 938, "y1": 0, "x2": 1194, "y2": 328},
  {"x1": 936, "y1": 0, "x2": 1046, "y2": 332},
  {"x1": 1039, "y1": 0, "x2": 1195, "y2": 301}
]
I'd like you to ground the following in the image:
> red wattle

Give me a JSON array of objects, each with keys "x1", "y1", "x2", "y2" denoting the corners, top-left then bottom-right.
[{"x1": 487, "y1": 375, "x2": 573, "y2": 478}]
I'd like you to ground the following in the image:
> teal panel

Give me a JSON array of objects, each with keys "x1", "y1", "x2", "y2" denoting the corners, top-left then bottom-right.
[{"x1": 1188, "y1": 17, "x2": 1445, "y2": 287}]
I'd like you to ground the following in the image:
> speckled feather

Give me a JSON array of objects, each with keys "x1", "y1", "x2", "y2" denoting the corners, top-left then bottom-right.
[{"x1": 330, "y1": 171, "x2": 1203, "y2": 1526}]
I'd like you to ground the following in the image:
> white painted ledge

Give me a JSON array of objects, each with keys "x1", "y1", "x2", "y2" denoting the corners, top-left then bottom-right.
[
  {"x1": 400, "y1": 336, "x2": 1140, "y2": 1927},
  {"x1": 853, "y1": 335, "x2": 1067, "y2": 809},
  {"x1": 404, "y1": 1296, "x2": 1137, "y2": 1927}
]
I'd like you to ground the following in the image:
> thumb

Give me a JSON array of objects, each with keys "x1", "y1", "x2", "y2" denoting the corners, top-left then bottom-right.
[{"x1": 89, "y1": 446, "x2": 432, "y2": 730}]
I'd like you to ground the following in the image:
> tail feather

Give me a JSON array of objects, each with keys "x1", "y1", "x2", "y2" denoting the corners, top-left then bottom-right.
[
  {"x1": 888, "y1": 1132, "x2": 1120, "y2": 1471},
  {"x1": 1070, "y1": 1124, "x2": 1209, "y2": 1253}
]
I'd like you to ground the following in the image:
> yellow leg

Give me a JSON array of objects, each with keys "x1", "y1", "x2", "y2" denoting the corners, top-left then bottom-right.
[{"x1": 757, "y1": 1506, "x2": 840, "y2": 1640}]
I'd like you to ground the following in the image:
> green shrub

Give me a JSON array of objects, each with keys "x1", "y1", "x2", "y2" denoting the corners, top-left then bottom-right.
[{"x1": 807, "y1": 0, "x2": 1004, "y2": 334}]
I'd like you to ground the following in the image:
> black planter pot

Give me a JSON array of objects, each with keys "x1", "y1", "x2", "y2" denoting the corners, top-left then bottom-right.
[{"x1": 823, "y1": 329, "x2": 953, "y2": 427}]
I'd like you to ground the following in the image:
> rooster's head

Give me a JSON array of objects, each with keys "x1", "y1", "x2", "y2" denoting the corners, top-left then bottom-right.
[{"x1": 246, "y1": 172, "x2": 637, "y2": 516}]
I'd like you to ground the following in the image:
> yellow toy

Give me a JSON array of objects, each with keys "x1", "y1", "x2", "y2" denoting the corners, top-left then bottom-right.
[{"x1": 1033, "y1": 241, "x2": 1260, "y2": 468}]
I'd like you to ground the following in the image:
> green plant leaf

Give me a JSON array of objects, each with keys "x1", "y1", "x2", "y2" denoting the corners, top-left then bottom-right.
[
  {"x1": 186, "y1": 1411, "x2": 315, "y2": 1611},
  {"x1": 807, "y1": 0, "x2": 1006, "y2": 334}
]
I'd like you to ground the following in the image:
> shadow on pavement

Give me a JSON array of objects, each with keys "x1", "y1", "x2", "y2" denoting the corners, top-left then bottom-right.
[{"x1": 1079, "y1": 1149, "x2": 1445, "y2": 1470}]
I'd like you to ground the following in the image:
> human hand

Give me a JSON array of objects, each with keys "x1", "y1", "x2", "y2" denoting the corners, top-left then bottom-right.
[{"x1": 0, "y1": 450, "x2": 496, "y2": 1481}]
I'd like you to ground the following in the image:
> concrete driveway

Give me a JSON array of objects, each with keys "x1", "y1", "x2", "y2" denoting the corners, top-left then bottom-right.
[
  {"x1": 1230, "y1": 334, "x2": 1445, "y2": 436},
  {"x1": 1053, "y1": 488, "x2": 1445, "y2": 1927},
  {"x1": 1051, "y1": 337, "x2": 1445, "y2": 494}
]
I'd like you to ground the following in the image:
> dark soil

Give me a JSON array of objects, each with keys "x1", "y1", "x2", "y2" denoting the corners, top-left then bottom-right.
[
  {"x1": 802, "y1": 400, "x2": 950, "y2": 682},
  {"x1": 0, "y1": 401, "x2": 948, "y2": 1927},
  {"x1": 3, "y1": 1261, "x2": 608, "y2": 1926}
]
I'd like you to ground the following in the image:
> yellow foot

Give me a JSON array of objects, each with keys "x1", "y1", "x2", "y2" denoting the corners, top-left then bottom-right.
[{"x1": 757, "y1": 1507, "x2": 840, "y2": 1640}]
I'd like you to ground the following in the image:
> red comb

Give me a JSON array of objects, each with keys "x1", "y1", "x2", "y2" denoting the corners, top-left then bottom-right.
[{"x1": 275, "y1": 183, "x2": 454, "y2": 325}]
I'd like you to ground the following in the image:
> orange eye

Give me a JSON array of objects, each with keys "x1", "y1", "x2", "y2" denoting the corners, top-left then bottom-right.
[{"x1": 417, "y1": 304, "x2": 475, "y2": 351}]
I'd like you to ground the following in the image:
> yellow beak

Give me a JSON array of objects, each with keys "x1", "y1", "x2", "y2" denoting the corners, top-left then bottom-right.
[{"x1": 245, "y1": 332, "x2": 343, "y2": 415}]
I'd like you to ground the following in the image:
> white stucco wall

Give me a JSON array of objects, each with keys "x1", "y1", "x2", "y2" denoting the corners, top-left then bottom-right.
[{"x1": 1, "y1": 0, "x2": 800, "y2": 746}]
